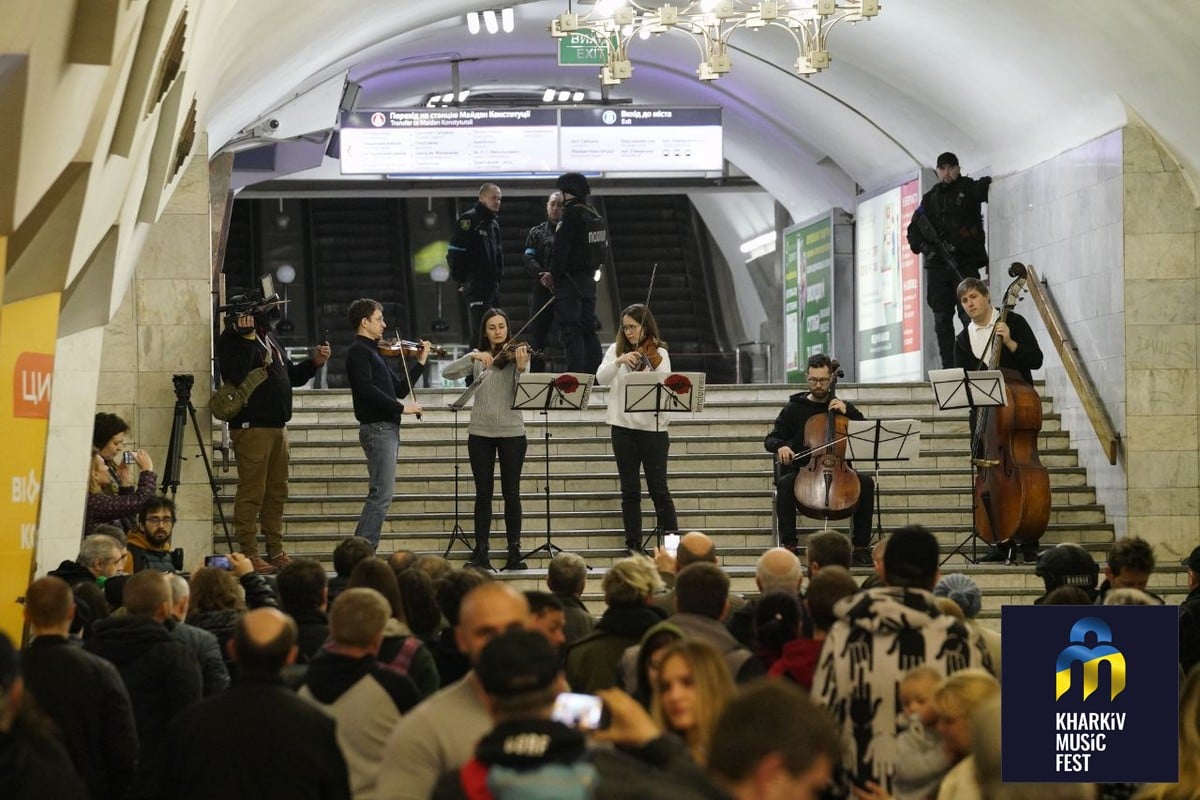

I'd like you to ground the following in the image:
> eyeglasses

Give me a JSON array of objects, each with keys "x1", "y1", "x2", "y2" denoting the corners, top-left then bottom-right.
[
  {"x1": 807, "y1": 377, "x2": 831, "y2": 386},
  {"x1": 145, "y1": 516, "x2": 175, "y2": 525},
  {"x1": 622, "y1": 324, "x2": 641, "y2": 332}
]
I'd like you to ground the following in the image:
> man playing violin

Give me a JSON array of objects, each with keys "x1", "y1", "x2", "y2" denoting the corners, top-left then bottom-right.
[
  {"x1": 764, "y1": 354, "x2": 875, "y2": 566},
  {"x1": 345, "y1": 298, "x2": 429, "y2": 549}
]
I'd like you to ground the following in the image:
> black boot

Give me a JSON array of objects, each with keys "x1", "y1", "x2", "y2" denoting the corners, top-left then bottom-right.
[
  {"x1": 503, "y1": 542, "x2": 528, "y2": 571},
  {"x1": 467, "y1": 538, "x2": 493, "y2": 571}
]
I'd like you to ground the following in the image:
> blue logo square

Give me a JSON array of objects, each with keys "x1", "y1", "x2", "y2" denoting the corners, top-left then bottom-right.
[{"x1": 1001, "y1": 605, "x2": 1179, "y2": 783}]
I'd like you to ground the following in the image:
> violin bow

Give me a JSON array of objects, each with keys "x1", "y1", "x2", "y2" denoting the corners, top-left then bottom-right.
[{"x1": 394, "y1": 330, "x2": 423, "y2": 421}]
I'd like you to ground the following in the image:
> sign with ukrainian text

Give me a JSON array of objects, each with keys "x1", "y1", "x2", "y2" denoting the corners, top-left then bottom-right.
[
  {"x1": 1001, "y1": 606, "x2": 1179, "y2": 783},
  {"x1": 558, "y1": 28, "x2": 619, "y2": 66},
  {"x1": 781, "y1": 223, "x2": 803, "y2": 383}
]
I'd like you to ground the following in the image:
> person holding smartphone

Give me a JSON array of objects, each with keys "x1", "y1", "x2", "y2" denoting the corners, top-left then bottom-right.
[
  {"x1": 596, "y1": 303, "x2": 677, "y2": 555},
  {"x1": 86, "y1": 412, "x2": 156, "y2": 536}
]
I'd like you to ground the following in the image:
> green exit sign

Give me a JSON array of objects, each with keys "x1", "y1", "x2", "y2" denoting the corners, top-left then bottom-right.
[{"x1": 558, "y1": 29, "x2": 618, "y2": 66}]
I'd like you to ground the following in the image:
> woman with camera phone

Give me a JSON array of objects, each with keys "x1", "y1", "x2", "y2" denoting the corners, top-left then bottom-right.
[
  {"x1": 596, "y1": 303, "x2": 677, "y2": 555},
  {"x1": 85, "y1": 412, "x2": 156, "y2": 536},
  {"x1": 442, "y1": 308, "x2": 530, "y2": 572}
]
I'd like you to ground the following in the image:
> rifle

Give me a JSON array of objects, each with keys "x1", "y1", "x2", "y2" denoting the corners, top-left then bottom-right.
[{"x1": 913, "y1": 207, "x2": 966, "y2": 282}]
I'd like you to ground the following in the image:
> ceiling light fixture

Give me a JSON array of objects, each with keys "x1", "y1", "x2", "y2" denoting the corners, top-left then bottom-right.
[
  {"x1": 483, "y1": 9, "x2": 499, "y2": 34},
  {"x1": 466, "y1": 11, "x2": 480, "y2": 35},
  {"x1": 550, "y1": 0, "x2": 880, "y2": 85},
  {"x1": 501, "y1": 7, "x2": 515, "y2": 33}
]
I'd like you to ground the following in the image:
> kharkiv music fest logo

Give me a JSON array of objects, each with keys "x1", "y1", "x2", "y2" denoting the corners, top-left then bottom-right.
[{"x1": 1001, "y1": 606, "x2": 1178, "y2": 784}]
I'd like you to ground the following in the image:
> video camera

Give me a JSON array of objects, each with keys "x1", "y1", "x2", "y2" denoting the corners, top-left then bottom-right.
[{"x1": 219, "y1": 276, "x2": 286, "y2": 330}]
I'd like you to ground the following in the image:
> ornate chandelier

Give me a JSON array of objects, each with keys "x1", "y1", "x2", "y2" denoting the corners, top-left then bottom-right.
[{"x1": 551, "y1": 0, "x2": 880, "y2": 84}]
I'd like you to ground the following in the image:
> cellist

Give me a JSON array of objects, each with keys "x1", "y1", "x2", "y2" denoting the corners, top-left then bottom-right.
[
  {"x1": 953, "y1": 277, "x2": 1044, "y2": 563},
  {"x1": 764, "y1": 353, "x2": 876, "y2": 565}
]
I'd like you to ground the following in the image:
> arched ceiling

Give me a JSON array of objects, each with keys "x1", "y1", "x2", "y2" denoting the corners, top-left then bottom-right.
[{"x1": 203, "y1": 0, "x2": 1200, "y2": 220}]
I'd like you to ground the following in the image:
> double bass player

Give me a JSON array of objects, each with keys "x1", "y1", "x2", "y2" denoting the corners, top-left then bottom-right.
[
  {"x1": 953, "y1": 276, "x2": 1044, "y2": 563},
  {"x1": 765, "y1": 353, "x2": 876, "y2": 566}
]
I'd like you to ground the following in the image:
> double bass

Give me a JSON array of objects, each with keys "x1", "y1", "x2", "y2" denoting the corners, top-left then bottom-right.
[
  {"x1": 972, "y1": 263, "x2": 1050, "y2": 544},
  {"x1": 793, "y1": 360, "x2": 861, "y2": 520}
]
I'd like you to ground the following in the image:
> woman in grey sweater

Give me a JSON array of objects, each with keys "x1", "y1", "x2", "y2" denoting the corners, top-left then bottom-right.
[{"x1": 442, "y1": 309, "x2": 530, "y2": 571}]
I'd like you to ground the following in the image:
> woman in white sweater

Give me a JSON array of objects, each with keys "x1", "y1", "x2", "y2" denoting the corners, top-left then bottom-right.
[
  {"x1": 596, "y1": 303, "x2": 678, "y2": 554},
  {"x1": 442, "y1": 309, "x2": 530, "y2": 571}
]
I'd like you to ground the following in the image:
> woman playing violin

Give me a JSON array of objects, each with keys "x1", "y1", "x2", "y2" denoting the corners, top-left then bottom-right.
[
  {"x1": 442, "y1": 308, "x2": 530, "y2": 571},
  {"x1": 596, "y1": 303, "x2": 678, "y2": 554}
]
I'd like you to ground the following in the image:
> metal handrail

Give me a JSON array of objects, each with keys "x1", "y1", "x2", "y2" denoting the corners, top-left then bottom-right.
[{"x1": 1022, "y1": 264, "x2": 1120, "y2": 465}]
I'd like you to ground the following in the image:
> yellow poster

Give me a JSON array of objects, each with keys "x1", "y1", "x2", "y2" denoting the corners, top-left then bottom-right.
[{"x1": 0, "y1": 290, "x2": 61, "y2": 641}]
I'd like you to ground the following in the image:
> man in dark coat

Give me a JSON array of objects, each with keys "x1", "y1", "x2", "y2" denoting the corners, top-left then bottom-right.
[
  {"x1": 22, "y1": 576, "x2": 137, "y2": 800},
  {"x1": 1179, "y1": 546, "x2": 1200, "y2": 675},
  {"x1": 277, "y1": 557, "x2": 331, "y2": 662},
  {"x1": 160, "y1": 608, "x2": 351, "y2": 800},
  {"x1": 84, "y1": 570, "x2": 202, "y2": 799},
  {"x1": 523, "y1": 190, "x2": 563, "y2": 371},
  {"x1": 907, "y1": 151, "x2": 992, "y2": 368},
  {"x1": 448, "y1": 183, "x2": 504, "y2": 339},
  {"x1": 551, "y1": 171, "x2": 606, "y2": 373}
]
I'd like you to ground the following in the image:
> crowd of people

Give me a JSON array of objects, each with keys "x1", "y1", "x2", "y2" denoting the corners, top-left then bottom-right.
[{"x1": 7, "y1": 510, "x2": 1199, "y2": 799}]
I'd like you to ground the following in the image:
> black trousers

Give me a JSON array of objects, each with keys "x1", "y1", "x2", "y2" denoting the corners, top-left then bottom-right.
[
  {"x1": 926, "y1": 264, "x2": 977, "y2": 368},
  {"x1": 467, "y1": 434, "x2": 527, "y2": 549},
  {"x1": 555, "y1": 276, "x2": 602, "y2": 374},
  {"x1": 611, "y1": 425, "x2": 677, "y2": 544},
  {"x1": 775, "y1": 468, "x2": 875, "y2": 547},
  {"x1": 527, "y1": 283, "x2": 555, "y2": 373}
]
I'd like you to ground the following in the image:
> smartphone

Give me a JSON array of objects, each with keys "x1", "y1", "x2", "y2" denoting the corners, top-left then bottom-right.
[
  {"x1": 551, "y1": 692, "x2": 604, "y2": 730},
  {"x1": 122, "y1": 450, "x2": 138, "y2": 465},
  {"x1": 204, "y1": 554, "x2": 233, "y2": 570},
  {"x1": 663, "y1": 533, "x2": 680, "y2": 558}
]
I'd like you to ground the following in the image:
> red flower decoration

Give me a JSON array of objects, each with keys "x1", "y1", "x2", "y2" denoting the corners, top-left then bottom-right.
[
  {"x1": 554, "y1": 374, "x2": 580, "y2": 393},
  {"x1": 664, "y1": 374, "x2": 692, "y2": 394}
]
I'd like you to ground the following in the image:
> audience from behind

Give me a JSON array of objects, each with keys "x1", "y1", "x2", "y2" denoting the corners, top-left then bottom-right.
[
  {"x1": 1132, "y1": 664, "x2": 1200, "y2": 800},
  {"x1": 860, "y1": 536, "x2": 889, "y2": 589},
  {"x1": 277, "y1": 558, "x2": 331, "y2": 662},
  {"x1": 300, "y1": 588, "x2": 421, "y2": 800},
  {"x1": 707, "y1": 678, "x2": 840, "y2": 800},
  {"x1": 84, "y1": 570, "x2": 202, "y2": 799},
  {"x1": 935, "y1": 596, "x2": 965, "y2": 620},
  {"x1": 186, "y1": 553, "x2": 279, "y2": 673},
  {"x1": 126, "y1": 496, "x2": 179, "y2": 572},
  {"x1": 808, "y1": 530, "x2": 853, "y2": 575},
  {"x1": 752, "y1": 590, "x2": 804, "y2": 669},
  {"x1": 347, "y1": 557, "x2": 440, "y2": 698},
  {"x1": 1033, "y1": 543, "x2": 1099, "y2": 604},
  {"x1": 892, "y1": 666, "x2": 952, "y2": 800},
  {"x1": 815, "y1": 525, "x2": 994, "y2": 794},
  {"x1": 652, "y1": 531, "x2": 745, "y2": 616},
  {"x1": 524, "y1": 591, "x2": 567, "y2": 651},
  {"x1": 377, "y1": 583, "x2": 531, "y2": 800},
  {"x1": 933, "y1": 669, "x2": 1001, "y2": 800},
  {"x1": 21, "y1": 576, "x2": 137, "y2": 800},
  {"x1": 728, "y1": 546, "x2": 803, "y2": 650},
  {"x1": 1099, "y1": 536, "x2": 1162, "y2": 604},
  {"x1": 935, "y1": 573, "x2": 1002, "y2": 678},
  {"x1": 971, "y1": 695, "x2": 1094, "y2": 800},
  {"x1": 565, "y1": 555, "x2": 665, "y2": 694},
  {"x1": 1103, "y1": 588, "x2": 1160, "y2": 605},
  {"x1": 86, "y1": 412, "x2": 156, "y2": 537},
  {"x1": 330, "y1": 536, "x2": 376, "y2": 605},
  {"x1": 387, "y1": 549, "x2": 418, "y2": 575},
  {"x1": 651, "y1": 638, "x2": 735, "y2": 766},
  {"x1": 395, "y1": 567, "x2": 441, "y2": 639},
  {"x1": 430, "y1": 568, "x2": 492, "y2": 685},
  {"x1": 414, "y1": 554, "x2": 455, "y2": 584},
  {"x1": 0, "y1": 631, "x2": 90, "y2": 798},
  {"x1": 1040, "y1": 585, "x2": 1095, "y2": 606},
  {"x1": 664, "y1": 562, "x2": 765, "y2": 683},
  {"x1": 162, "y1": 608, "x2": 351, "y2": 800},
  {"x1": 627, "y1": 620, "x2": 685, "y2": 709},
  {"x1": 546, "y1": 551, "x2": 596, "y2": 645},
  {"x1": 1180, "y1": 546, "x2": 1200, "y2": 675},
  {"x1": 770, "y1": 565, "x2": 859, "y2": 689},
  {"x1": 164, "y1": 573, "x2": 230, "y2": 696}
]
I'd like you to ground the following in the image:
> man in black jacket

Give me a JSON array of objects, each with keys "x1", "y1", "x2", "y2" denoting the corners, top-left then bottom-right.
[
  {"x1": 345, "y1": 298, "x2": 427, "y2": 549},
  {"x1": 523, "y1": 190, "x2": 563, "y2": 372},
  {"x1": 551, "y1": 172, "x2": 606, "y2": 373},
  {"x1": 217, "y1": 299, "x2": 331, "y2": 573},
  {"x1": 448, "y1": 183, "x2": 504, "y2": 339},
  {"x1": 1180, "y1": 546, "x2": 1200, "y2": 675},
  {"x1": 22, "y1": 576, "x2": 137, "y2": 800},
  {"x1": 764, "y1": 353, "x2": 876, "y2": 565},
  {"x1": 906, "y1": 152, "x2": 992, "y2": 368},
  {"x1": 84, "y1": 570, "x2": 202, "y2": 800}
]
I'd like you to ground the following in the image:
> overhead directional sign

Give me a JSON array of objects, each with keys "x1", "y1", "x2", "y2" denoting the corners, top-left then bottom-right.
[{"x1": 558, "y1": 29, "x2": 618, "y2": 66}]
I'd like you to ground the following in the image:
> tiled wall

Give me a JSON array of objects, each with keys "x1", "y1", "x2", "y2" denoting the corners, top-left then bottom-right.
[{"x1": 988, "y1": 130, "x2": 1128, "y2": 537}]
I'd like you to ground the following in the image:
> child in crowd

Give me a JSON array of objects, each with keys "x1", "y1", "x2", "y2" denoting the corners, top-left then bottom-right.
[{"x1": 893, "y1": 666, "x2": 951, "y2": 800}]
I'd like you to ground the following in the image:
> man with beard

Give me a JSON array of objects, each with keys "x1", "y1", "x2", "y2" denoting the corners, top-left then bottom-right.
[
  {"x1": 764, "y1": 353, "x2": 875, "y2": 566},
  {"x1": 127, "y1": 496, "x2": 178, "y2": 572}
]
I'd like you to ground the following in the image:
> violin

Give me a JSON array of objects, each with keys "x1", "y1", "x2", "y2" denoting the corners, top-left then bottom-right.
[
  {"x1": 634, "y1": 337, "x2": 664, "y2": 371},
  {"x1": 377, "y1": 336, "x2": 448, "y2": 359},
  {"x1": 490, "y1": 340, "x2": 542, "y2": 370},
  {"x1": 792, "y1": 359, "x2": 861, "y2": 520}
]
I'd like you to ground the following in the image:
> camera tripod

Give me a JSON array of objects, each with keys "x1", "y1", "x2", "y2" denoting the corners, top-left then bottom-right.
[{"x1": 163, "y1": 374, "x2": 233, "y2": 550}]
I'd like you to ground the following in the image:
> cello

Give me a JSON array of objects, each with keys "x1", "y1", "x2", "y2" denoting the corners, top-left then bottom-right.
[
  {"x1": 972, "y1": 262, "x2": 1050, "y2": 545},
  {"x1": 793, "y1": 360, "x2": 861, "y2": 520}
]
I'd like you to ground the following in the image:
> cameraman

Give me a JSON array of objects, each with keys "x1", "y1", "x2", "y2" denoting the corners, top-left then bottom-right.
[{"x1": 216, "y1": 295, "x2": 331, "y2": 574}]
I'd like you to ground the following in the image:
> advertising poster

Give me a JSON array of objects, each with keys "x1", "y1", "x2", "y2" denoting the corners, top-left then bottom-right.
[
  {"x1": 855, "y1": 177, "x2": 922, "y2": 381},
  {"x1": 0, "y1": 290, "x2": 60, "y2": 640},
  {"x1": 797, "y1": 216, "x2": 834, "y2": 363},
  {"x1": 781, "y1": 224, "x2": 803, "y2": 383}
]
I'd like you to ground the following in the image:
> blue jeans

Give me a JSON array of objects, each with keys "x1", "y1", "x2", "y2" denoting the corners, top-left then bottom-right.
[{"x1": 355, "y1": 421, "x2": 399, "y2": 548}]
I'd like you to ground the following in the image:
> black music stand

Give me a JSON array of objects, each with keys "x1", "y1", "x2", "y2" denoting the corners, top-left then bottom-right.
[
  {"x1": 929, "y1": 368, "x2": 1007, "y2": 565},
  {"x1": 622, "y1": 371, "x2": 707, "y2": 550},
  {"x1": 844, "y1": 418, "x2": 921, "y2": 545},
  {"x1": 515, "y1": 372, "x2": 595, "y2": 564},
  {"x1": 443, "y1": 385, "x2": 481, "y2": 564}
]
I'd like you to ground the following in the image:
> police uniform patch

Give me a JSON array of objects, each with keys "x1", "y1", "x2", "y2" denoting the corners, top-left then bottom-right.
[{"x1": 460, "y1": 219, "x2": 472, "y2": 230}]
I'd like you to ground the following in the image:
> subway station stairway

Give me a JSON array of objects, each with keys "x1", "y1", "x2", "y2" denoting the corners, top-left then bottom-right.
[{"x1": 212, "y1": 382, "x2": 1190, "y2": 621}]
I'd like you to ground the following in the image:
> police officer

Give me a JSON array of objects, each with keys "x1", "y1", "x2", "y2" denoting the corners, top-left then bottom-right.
[
  {"x1": 447, "y1": 183, "x2": 504, "y2": 340},
  {"x1": 551, "y1": 173, "x2": 606, "y2": 373},
  {"x1": 906, "y1": 152, "x2": 992, "y2": 368},
  {"x1": 523, "y1": 190, "x2": 563, "y2": 372}
]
